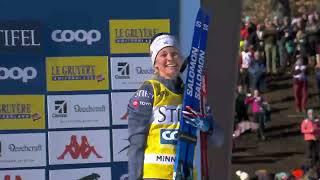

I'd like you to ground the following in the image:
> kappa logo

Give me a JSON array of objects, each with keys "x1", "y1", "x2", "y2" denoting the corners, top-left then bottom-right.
[
  {"x1": 0, "y1": 67, "x2": 37, "y2": 83},
  {"x1": 4, "y1": 175, "x2": 22, "y2": 180},
  {"x1": 115, "y1": 62, "x2": 130, "y2": 79},
  {"x1": 78, "y1": 173, "x2": 100, "y2": 180},
  {"x1": 57, "y1": 135, "x2": 102, "y2": 160},
  {"x1": 51, "y1": 30, "x2": 101, "y2": 45},
  {"x1": 160, "y1": 129, "x2": 178, "y2": 145}
]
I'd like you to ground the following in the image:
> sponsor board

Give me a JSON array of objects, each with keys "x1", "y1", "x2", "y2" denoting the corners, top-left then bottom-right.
[
  {"x1": 0, "y1": 133, "x2": 46, "y2": 168},
  {"x1": 47, "y1": 94, "x2": 110, "y2": 129},
  {"x1": 0, "y1": 56, "x2": 45, "y2": 93},
  {"x1": 111, "y1": 162, "x2": 128, "y2": 180},
  {"x1": 51, "y1": 29, "x2": 101, "y2": 45},
  {"x1": 111, "y1": 57, "x2": 153, "y2": 89},
  {"x1": 46, "y1": 56, "x2": 109, "y2": 91},
  {"x1": 49, "y1": 167, "x2": 111, "y2": 180},
  {"x1": 0, "y1": 21, "x2": 41, "y2": 53},
  {"x1": 109, "y1": 19, "x2": 170, "y2": 54},
  {"x1": 111, "y1": 92, "x2": 134, "y2": 125},
  {"x1": 0, "y1": 95, "x2": 45, "y2": 130},
  {"x1": 0, "y1": 169, "x2": 45, "y2": 180},
  {"x1": 112, "y1": 129, "x2": 129, "y2": 162},
  {"x1": 48, "y1": 130, "x2": 110, "y2": 165}
]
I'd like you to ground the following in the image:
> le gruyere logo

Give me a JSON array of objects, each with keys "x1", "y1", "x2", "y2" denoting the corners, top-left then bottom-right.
[
  {"x1": 46, "y1": 56, "x2": 109, "y2": 91},
  {"x1": 0, "y1": 95, "x2": 45, "y2": 130},
  {"x1": 109, "y1": 19, "x2": 170, "y2": 54}
]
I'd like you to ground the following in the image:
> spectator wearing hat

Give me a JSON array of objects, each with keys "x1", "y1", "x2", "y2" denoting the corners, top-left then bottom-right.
[
  {"x1": 301, "y1": 109, "x2": 320, "y2": 167},
  {"x1": 292, "y1": 56, "x2": 308, "y2": 113}
]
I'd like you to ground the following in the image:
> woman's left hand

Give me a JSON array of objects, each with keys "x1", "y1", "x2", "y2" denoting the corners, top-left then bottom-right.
[{"x1": 182, "y1": 106, "x2": 213, "y2": 133}]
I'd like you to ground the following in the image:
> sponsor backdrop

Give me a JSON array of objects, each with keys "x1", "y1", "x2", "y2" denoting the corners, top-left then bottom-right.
[{"x1": 0, "y1": 0, "x2": 179, "y2": 179}]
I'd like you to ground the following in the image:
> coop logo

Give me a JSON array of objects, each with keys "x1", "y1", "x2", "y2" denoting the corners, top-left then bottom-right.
[
  {"x1": 135, "y1": 66, "x2": 153, "y2": 75},
  {"x1": 4, "y1": 175, "x2": 22, "y2": 180},
  {"x1": 52, "y1": 100, "x2": 67, "y2": 118},
  {"x1": 79, "y1": 173, "x2": 100, "y2": 180},
  {"x1": 0, "y1": 67, "x2": 37, "y2": 83},
  {"x1": 160, "y1": 129, "x2": 178, "y2": 145},
  {"x1": 8, "y1": 143, "x2": 42, "y2": 152},
  {"x1": 0, "y1": 103, "x2": 41, "y2": 120},
  {"x1": 57, "y1": 135, "x2": 102, "y2": 160},
  {"x1": 51, "y1": 30, "x2": 101, "y2": 45},
  {"x1": 115, "y1": 62, "x2": 130, "y2": 79}
]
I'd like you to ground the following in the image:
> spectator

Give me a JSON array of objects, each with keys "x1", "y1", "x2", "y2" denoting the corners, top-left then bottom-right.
[
  {"x1": 284, "y1": 29, "x2": 295, "y2": 68},
  {"x1": 305, "y1": 14, "x2": 320, "y2": 66},
  {"x1": 245, "y1": 89, "x2": 266, "y2": 141},
  {"x1": 292, "y1": 56, "x2": 308, "y2": 113},
  {"x1": 294, "y1": 30, "x2": 309, "y2": 65},
  {"x1": 300, "y1": 109, "x2": 320, "y2": 167},
  {"x1": 235, "y1": 85, "x2": 249, "y2": 125},
  {"x1": 238, "y1": 45, "x2": 253, "y2": 90},
  {"x1": 256, "y1": 24, "x2": 265, "y2": 54},
  {"x1": 263, "y1": 18, "x2": 278, "y2": 74},
  {"x1": 248, "y1": 51, "x2": 266, "y2": 92},
  {"x1": 315, "y1": 58, "x2": 320, "y2": 103}
]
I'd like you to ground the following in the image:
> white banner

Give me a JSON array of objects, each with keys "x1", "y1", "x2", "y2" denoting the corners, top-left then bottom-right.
[
  {"x1": 112, "y1": 129, "x2": 129, "y2": 162},
  {"x1": 0, "y1": 169, "x2": 45, "y2": 180},
  {"x1": 48, "y1": 130, "x2": 110, "y2": 165},
  {"x1": 49, "y1": 167, "x2": 111, "y2": 180},
  {"x1": 0, "y1": 133, "x2": 46, "y2": 168},
  {"x1": 47, "y1": 94, "x2": 110, "y2": 129},
  {"x1": 111, "y1": 57, "x2": 153, "y2": 90},
  {"x1": 111, "y1": 92, "x2": 134, "y2": 125}
]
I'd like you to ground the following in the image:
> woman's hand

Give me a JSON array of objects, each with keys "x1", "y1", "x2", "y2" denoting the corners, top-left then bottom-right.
[{"x1": 182, "y1": 106, "x2": 213, "y2": 133}]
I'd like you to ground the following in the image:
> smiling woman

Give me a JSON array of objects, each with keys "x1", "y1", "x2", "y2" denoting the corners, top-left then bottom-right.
[{"x1": 126, "y1": 33, "x2": 219, "y2": 180}]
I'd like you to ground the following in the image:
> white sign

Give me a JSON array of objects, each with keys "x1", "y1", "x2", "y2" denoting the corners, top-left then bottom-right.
[
  {"x1": 112, "y1": 129, "x2": 129, "y2": 162},
  {"x1": 51, "y1": 29, "x2": 101, "y2": 45},
  {"x1": 49, "y1": 167, "x2": 111, "y2": 180},
  {"x1": 0, "y1": 169, "x2": 45, "y2": 180},
  {"x1": 111, "y1": 92, "x2": 134, "y2": 125},
  {"x1": 111, "y1": 57, "x2": 153, "y2": 90},
  {"x1": 47, "y1": 94, "x2": 110, "y2": 129},
  {"x1": 0, "y1": 133, "x2": 46, "y2": 168},
  {"x1": 48, "y1": 130, "x2": 110, "y2": 165}
]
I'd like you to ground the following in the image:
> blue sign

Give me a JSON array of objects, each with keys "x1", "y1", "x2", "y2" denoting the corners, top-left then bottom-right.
[
  {"x1": 0, "y1": 21, "x2": 42, "y2": 54},
  {"x1": 0, "y1": 55, "x2": 45, "y2": 94}
]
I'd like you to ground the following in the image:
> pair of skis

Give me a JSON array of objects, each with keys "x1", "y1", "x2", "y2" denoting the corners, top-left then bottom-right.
[{"x1": 174, "y1": 8, "x2": 210, "y2": 180}]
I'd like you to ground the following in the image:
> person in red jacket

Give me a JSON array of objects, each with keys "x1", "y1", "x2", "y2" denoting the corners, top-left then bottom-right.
[{"x1": 301, "y1": 109, "x2": 320, "y2": 167}]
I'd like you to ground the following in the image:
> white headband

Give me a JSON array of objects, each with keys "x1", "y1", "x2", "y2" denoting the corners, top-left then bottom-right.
[{"x1": 150, "y1": 34, "x2": 179, "y2": 65}]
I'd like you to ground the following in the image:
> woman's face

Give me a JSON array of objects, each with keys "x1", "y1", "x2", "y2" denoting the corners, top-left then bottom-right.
[{"x1": 154, "y1": 46, "x2": 182, "y2": 79}]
